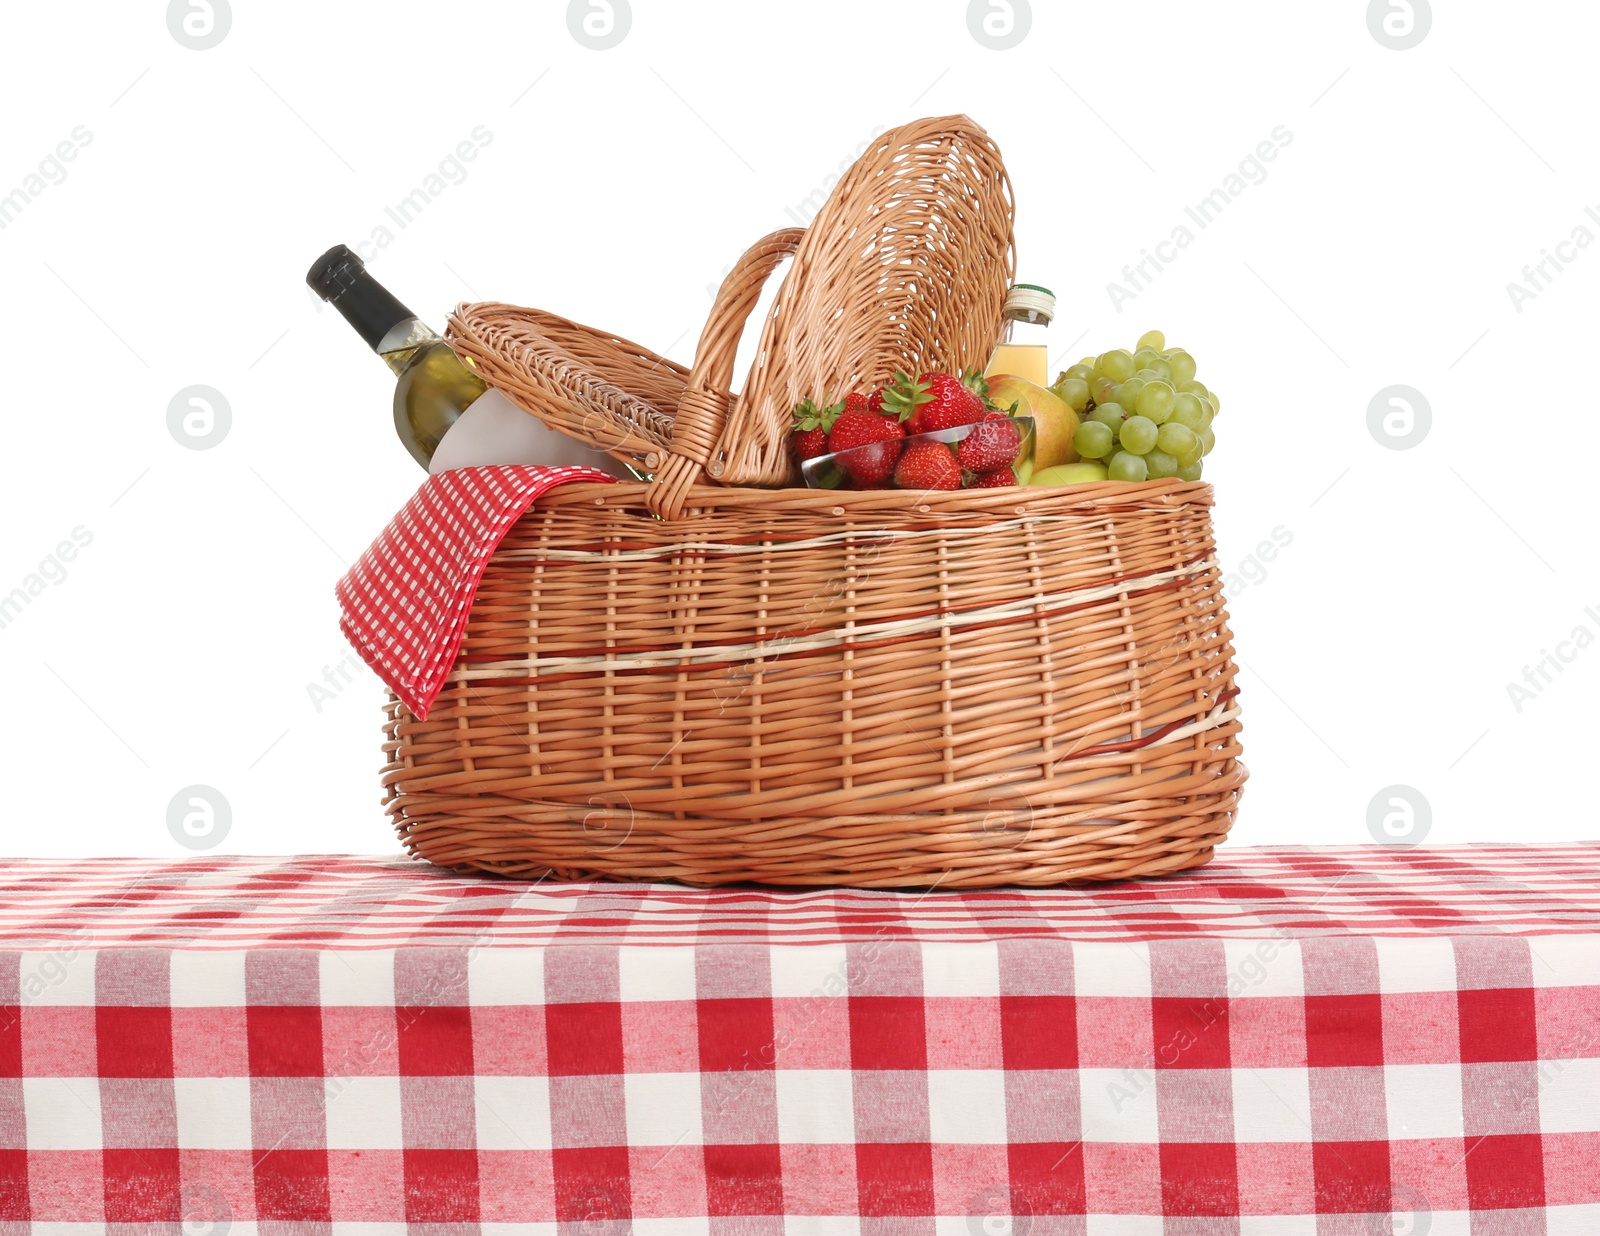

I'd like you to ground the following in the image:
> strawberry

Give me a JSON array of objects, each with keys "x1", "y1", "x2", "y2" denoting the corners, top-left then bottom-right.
[
  {"x1": 966, "y1": 467, "x2": 1016, "y2": 489},
  {"x1": 879, "y1": 370, "x2": 932, "y2": 427},
  {"x1": 827, "y1": 409, "x2": 905, "y2": 484},
  {"x1": 884, "y1": 369, "x2": 988, "y2": 435},
  {"x1": 792, "y1": 397, "x2": 842, "y2": 462},
  {"x1": 955, "y1": 413, "x2": 1022, "y2": 473},
  {"x1": 892, "y1": 441, "x2": 962, "y2": 491},
  {"x1": 793, "y1": 427, "x2": 829, "y2": 460},
  {"x1": 841, "y1": 392, "x2": 872, "y2": 416},
  {"x1": 866, "y1": 389, "x2": 887, "y2": 417}
]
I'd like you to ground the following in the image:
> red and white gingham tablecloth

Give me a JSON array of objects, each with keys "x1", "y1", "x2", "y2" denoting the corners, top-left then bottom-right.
[{"x1": 3, "y1": 844, "x2": 1599, "y2": 1232}]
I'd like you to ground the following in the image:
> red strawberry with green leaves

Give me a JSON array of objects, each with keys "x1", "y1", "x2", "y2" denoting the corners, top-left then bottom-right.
[
  {"x1": 827, "y1": 408, "x2": 905, "y2": 484},
  {"x1": 965, "y1": 467, "x2": 1016, "y2": 489},
  {"x1": 883, "y1": 369, "x2": 989, "y2": 435},
  {"x1": 892, "y1": 440, "x2": 962, "y2": 491},
  {"x1": 955, "y1": 412, "x2": 1022, "y2": 473},
  {"x1": 792, "y1": 397, "x2": 842, "y2": 462}
]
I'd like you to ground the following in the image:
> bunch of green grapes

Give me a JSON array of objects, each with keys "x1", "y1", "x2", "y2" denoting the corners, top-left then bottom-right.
[{"x1": 1050, "y1": 330, "x2": 1219, "y2": 483}]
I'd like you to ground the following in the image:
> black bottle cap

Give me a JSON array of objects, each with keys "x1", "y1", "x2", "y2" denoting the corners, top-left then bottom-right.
[
  {"x1": 305, "y1": 244, "x2": 361, "y2": 298},
  {"x1": 306, "y1": 244, "x2": 417, "y2": 351}
]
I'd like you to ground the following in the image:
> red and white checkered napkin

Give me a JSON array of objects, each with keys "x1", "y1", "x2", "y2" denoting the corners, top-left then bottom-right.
[{"x1": 336, "y1": 465, "x2": 615, "y2": 719}]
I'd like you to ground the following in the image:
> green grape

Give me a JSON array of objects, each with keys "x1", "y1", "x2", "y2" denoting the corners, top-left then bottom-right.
[
  {"x1": 1177, "y1": 460, "x2": 1204, "y2": 481},
  {"x1": 1198, "y1": 423, "x2": 1216, "y2": 456},
  {"x1": 1142, "y1": 396, "x2": 1173, "y2": 425},
  {"x1": 1118, "y1": 376, "x2": 1146, "y2": 410},
  {"x1": 1144, "y1": 358, "x2": 1174, "y2": 383},
  {"x1": 1157, "y1": 421, "x2": 1199, "y2": 460},
  {"x1": 1196, "y1": 398, "x2": 1216, "y2": 427},
  {"x1": 1178, "y1": 378, "x2": 1210, "y2": 400},
  {"x1": 1064, "y1": 363, "x2": 1095, "y2": 385},
  {"x1": 1133, "y1": 348, "x2": 1162, "y2": 371},
  {"x1": 1119, "y1": 414, "x2": 1158, "y2": 454},
  {"x1": 1091, "y1": 401, "x2": 1128, "y2": 429},
  {"x1": 1055, "y1": 377, "x2": 1091, "y2": 412},
  {"x1": 1169, "y1": 393, "x2": 1206, "y2": 432},
  {"x1": 1135, "y1": 380, "x2": 1176, "y2": 422},
  {"x1": 1073, "y1": 420, "x2": 1115, "y2": 459},
  {"x1": 1092, "y1": 376, "x2": 1120, "y2": 405},
  {"x1": 1145, "y1": 449, "x2": 1180, "y2": 478},
  {"x1": 1164, "y1": 349, "x2": 1197, "y2": 386},
  {"x1": 1137, "y1": 329, "x2": 1165, "y2": 352},
  {"x1": 1108, "y1": 451, "x2": 1149, "y2": 482},
  {"x1": 1097, "y1": 349, "x2": 1136, "y2": 383},
  {"x1": 1079, "y1": 355, "x2": 1097, "y2": 367}
]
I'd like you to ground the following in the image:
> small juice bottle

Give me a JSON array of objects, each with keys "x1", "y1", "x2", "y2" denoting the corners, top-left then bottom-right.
[{"x1": 985, "y1": 284, "x2": 1055, "y2": 387}]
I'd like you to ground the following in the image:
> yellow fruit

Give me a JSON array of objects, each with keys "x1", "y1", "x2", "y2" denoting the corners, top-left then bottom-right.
[
  {"x1": 985, "y1": 374, "x2": 1079, "y2": 471},
  {"x1": 1029, "y1": 461, "x2": 1109, "y2": 486}
]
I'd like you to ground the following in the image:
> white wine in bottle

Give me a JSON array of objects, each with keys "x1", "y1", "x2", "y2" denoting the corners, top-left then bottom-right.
[{"x1": 307, "y1": 245, "x2": 626, "y2": 475}]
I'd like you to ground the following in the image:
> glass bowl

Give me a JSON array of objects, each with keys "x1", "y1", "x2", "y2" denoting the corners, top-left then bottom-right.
[{"x1": 800, "y1": 416, "x2": 1036, "y2": 491}]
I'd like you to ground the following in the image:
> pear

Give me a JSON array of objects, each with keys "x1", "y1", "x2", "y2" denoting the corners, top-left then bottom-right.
[
  {"x1": 1029, "y1": 461, "x2": 1109, "y2": 486},
  {"x1": 985, "y1": 374, "x2": 1079, "y2": 471}
]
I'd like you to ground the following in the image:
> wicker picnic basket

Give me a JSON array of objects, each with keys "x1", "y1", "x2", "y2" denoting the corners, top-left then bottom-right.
[{"x1": 381, "y1": 116, "x2": 1246, "y2": 888}]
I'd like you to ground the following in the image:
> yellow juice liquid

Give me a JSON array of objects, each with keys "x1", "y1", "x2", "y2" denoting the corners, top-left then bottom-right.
[{"x1": 986, "y1": 343, "x2": 1050, "y2": 388}]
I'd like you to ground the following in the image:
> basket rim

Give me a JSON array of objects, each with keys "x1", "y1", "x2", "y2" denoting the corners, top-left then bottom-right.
[{"x1": 529, "y1": 477, "x2": 1216, "y2": 515}]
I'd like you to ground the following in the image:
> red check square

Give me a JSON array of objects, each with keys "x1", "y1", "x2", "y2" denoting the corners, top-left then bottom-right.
[
  {"x1": 552, "y1": 1145, "x2": 631, "y2": 1224},
  {"x1": 246, "y1": 1006, "x2": 324, "y2": 1077},
  {"x1": 698, "y1": 998, "x2": 775, "y2": 1074},
  {"x1": 1000, "y1": 996, "x2": 1077, "y2": 1070},
  {"x1": 396, "y1": 1006, "x2": 474, "y2": 1076},
  {"x1": 103, "y1": 1148, "x2": 180, "y2": 1222},
  {"x1": 849, "y1": 996, "x2": 927, "y2": 1071},
  {"x1": 1305, "y1": 994, "x2": 1384, "y2": 1067},
  {"x1": 1465, "y1": 1133, "x2": 1545, "y2": 1210},
  {"x1": 1458, "y1": 989, "x2": 1538, "y2": 1063},
  {"x1": 856, "y1": 1143, "x2": 935, "y2": 1216},
  {"x1": 705, "y1": 1144, "x2": 783, "y2": 1215},
  {"x1": 546, "y1": 1003, "x2": 624, "y2": 1077},
  {"x1": 404, "y1": 1148, "x2": 480, "y2": 1222},
  {"x1": 0, "y1": 1149, "x2": 27, "y2": 1221},
  {"x1": 0, "y1": 1009, "x2": 20, "y2": 1078},
  {"x1": 1312, "y1": 1140, "x2": 1391, "y2": 1213},
  {"x1": 1151, "y1": 997, "x2": 1231, "y2": 1069},
  {"x1": 96, "y1": 1007, "x2": 173, "y2": 1078},
  {"x1": 254, "y1": 1148, "x2": 332, "y2": 1220},
  {"x1": 1160, "y1": 1143, "x2": 1238, "y2": 1217},
  {"x1": 1009, "y1": 1142, "x2": 1087, "y2": 1214}
]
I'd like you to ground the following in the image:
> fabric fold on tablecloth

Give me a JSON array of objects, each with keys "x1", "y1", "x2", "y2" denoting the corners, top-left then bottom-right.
[{"x1": 335, "y1": 464, "x2": 616, "y2": 718}]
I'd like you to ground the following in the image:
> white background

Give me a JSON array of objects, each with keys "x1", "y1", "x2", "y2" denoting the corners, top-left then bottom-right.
[{"x1": 0, "y1": 0, "x2": 1591, "y2": 858}]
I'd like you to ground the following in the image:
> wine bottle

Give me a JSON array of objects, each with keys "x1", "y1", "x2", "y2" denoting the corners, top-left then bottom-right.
[{"x1": 306, "y1": 244, "x2": 625, "y2": 475}]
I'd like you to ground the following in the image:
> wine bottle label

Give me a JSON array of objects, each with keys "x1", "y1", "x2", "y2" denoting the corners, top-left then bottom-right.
[{"x1": 428, "y1": 389, "x2": 630, "y2": 476}]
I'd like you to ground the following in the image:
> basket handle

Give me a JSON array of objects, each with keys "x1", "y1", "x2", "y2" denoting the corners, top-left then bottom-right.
[{"x1": 646, "y1": 227, "x2": 804, "y2": 519}]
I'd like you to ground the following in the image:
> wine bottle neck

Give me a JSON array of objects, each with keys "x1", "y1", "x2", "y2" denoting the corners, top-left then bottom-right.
[{"x1": 306, "y1": 244, "x2": 428, "y2": 353}]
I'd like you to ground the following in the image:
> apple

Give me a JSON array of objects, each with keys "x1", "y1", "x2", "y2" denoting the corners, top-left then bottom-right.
[
  {"x1": 1029, "y1": 461, "x2": 1109, "y2": 486},
  {"x1": 986, "y1": 374, "x2": 1079, "y2": 471}
]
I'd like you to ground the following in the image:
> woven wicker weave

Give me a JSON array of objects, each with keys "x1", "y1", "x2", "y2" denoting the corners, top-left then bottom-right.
[
  {"x1": 447, "y1": 115, "x2": 1015, "y2": 516},
  {"x1": 384, "y1": 481, "x2": 1245, "y2": 889},
  {"x1": 382, "y1": 114, "x2": 1246, "y2": 888}
]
